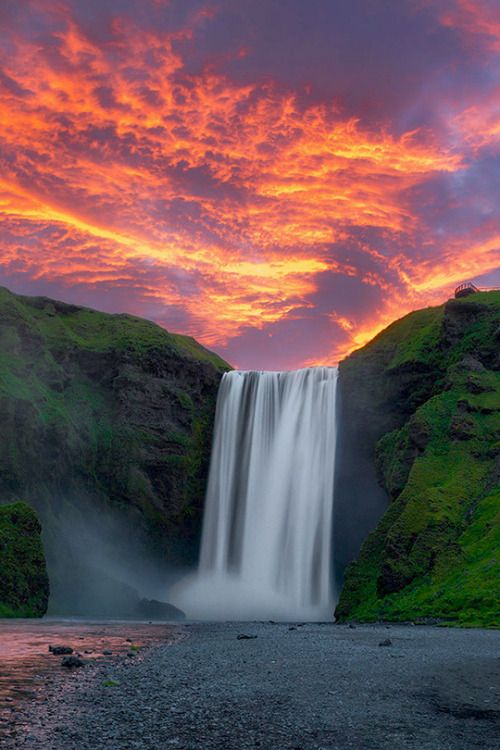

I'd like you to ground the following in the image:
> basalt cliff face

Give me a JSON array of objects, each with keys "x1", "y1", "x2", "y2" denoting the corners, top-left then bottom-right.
[
  {"x1": 335, "y1": 292, "x2": 500, "y2": 627},
  {"x1": 0, "y1": 287, "x2": 229, "y2": 615}
]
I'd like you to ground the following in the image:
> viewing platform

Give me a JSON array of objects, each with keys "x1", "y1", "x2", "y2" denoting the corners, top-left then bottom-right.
[{"x1": 454, "y1": 282, "x2": 500, "y2": 299}]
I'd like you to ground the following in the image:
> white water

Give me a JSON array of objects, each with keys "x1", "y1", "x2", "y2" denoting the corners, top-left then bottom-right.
[{"x1": 172, "y1": 367, "x2": 338, "y2": 621}]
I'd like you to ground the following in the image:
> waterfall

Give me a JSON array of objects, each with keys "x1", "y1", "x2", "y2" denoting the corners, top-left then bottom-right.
[{"x1": 172, "y1": 367, "x2": 338, "y2": 621}]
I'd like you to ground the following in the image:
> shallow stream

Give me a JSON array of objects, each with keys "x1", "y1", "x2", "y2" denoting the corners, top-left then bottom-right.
[{"x1": 0, "y1": 618, "x2": 178, "y2": 732}]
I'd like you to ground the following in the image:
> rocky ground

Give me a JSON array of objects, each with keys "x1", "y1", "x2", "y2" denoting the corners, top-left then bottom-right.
[{"x1": 3, "y1": 622, "x2": 499, "y2": 750}]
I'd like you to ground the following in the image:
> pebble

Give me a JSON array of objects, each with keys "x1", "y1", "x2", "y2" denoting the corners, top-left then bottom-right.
[
  {"x1": 3, "y1": 623, "x2": 498, "y2": 750},
  {"x1": 61, "y1": 656, "x2": 86, "y2": 669}
]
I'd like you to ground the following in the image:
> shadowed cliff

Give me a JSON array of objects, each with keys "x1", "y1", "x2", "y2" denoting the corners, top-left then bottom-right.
[{"x1": 0, "y1": 287, "x2": 230, "y2": 616}]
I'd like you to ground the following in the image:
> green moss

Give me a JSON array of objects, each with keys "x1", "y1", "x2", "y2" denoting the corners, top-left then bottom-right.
[
  {"x1": 0, "y1": 502, "x2": 49, "y2": 617},
  {"x1": 176, "y1": 390, "x2": 194, "y2": 411},
  {"x1": 336, "y1": 291, "x2": 500, "y2": 628},
  {"x1": 0, "y1": 286, "x2": 230, "y2": 610},
  {"x1": 386, "y1": 307, "x2": 444, "y2": 370},
  {"x1": 0, "y1": 285, "x2": 229, "y2": 368},
  {"x1": 183, "y1": 396, "x2": 218, "y2": 514}
]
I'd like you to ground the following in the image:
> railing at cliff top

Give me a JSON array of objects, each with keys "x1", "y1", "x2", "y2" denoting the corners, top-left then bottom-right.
[{"x1": 454, "y1": 283, "x2": 500, "y2": 298}]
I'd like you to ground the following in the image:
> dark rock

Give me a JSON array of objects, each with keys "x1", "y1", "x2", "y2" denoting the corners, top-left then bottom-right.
[
  {"x1": 449, "y1": 415, "x2": 475, "y2": 440},
  {"x1": 456, "y1": 354, "x2": 486, "y2": 373},
  {"x1": 102, "y1": 650, "x2": 113, "y2": 655},
  {"x1": 348, "y1": 623, "x2": 356, "y2": 629},
  {"x1": 465, "y1": 375, "x2": 494, "y2": 394},
  {"x1": 379, "y1": 639, "x2": 392, "y2": 647},
  {"x1": 49, "y1": 646, "x2": 73, "y2": 655},
  {"x1": 409, "y1": 416, "x2": 431, "y2": 452},
  {"x1": 61, "y1": 656, "x2": 85, "y2": 668},
  {"x1": 377, "y1": 559, "x2": 415, "y2": 597},
  {"x1": 237, "y1": 634, "x2": 258, "y2": 640},
  {"x1": 456, "y1": 398, "x2": 472, "y2": 413},
  {"x1": 479, "y1": 405, "x2": 496, "y2": 415}
]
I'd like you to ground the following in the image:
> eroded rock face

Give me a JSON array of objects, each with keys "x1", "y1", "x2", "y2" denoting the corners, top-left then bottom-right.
[
  {"x1": 0, "y1": 502, "x2": 49, "y2": 617},
  {"x1": 0, "y1": 286, "x2": 230, "y2": 616},
  {"x1": 335, "y1": 291, "x2": 500, "y2": 627}
]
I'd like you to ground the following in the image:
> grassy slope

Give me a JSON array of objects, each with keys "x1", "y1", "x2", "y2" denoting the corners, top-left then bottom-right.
[
  {"x1": 336, "y1": 292, "x2": 500, "y2": 627},
  {"x1": 0, "y1": 285, "x2": 227, "y2": 373},
  {"x1": 0, "y1": 502, "x2": 49, "y2": 617}
]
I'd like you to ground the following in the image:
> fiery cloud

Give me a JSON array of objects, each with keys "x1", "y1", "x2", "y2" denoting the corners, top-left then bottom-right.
[{"x1": 0, "y1": 0, "x2": 499, "y2": 368}]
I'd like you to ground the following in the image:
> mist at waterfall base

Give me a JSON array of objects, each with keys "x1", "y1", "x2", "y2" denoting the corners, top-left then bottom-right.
[{"x1": 171, "y1": 367, "x2": 338, "y2": 621}]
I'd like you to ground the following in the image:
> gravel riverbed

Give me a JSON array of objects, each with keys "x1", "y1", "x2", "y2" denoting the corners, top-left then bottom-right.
[{"x1": 3, "y1": 621, "x2": 499, "y2": 749}]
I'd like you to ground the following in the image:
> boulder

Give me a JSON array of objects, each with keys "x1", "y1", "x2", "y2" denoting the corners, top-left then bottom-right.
[
  {"x1": 61, "y1": 655, "x2": 86, "y2": 668},
  {"x1": 49, "y1": 645, "x2": 73, "y2": 655}
]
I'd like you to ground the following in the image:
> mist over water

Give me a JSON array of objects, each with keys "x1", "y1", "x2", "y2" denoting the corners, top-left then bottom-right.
[{"x1": 173, "y1": 367, "x2": 338, "y2": 621}]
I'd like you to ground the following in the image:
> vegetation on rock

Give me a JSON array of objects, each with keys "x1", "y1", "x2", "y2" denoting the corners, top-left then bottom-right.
[
  {"x1": 336, "y1": 292, "x2": 500, "y2": 627},
  {"x1": 0, "y1": 502, "x2": 49, "y2": 617},
  {"x1": 0, "y1": 286, "x2": 230, "y2": 615}
]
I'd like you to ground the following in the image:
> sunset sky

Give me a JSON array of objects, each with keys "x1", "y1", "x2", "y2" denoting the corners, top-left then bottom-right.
[{"x1": 0, "y1": 0, "x2": 499, "y2": 369}]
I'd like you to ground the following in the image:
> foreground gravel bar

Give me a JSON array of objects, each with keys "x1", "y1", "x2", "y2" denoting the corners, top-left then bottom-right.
[{"x1": 4, "y1": 622, "x2": 499, "y2": 749}]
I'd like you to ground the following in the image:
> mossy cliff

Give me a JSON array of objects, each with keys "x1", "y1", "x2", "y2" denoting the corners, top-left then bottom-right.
[
  {"x1": 335, "y1": 291, "x2": 500, "y2": 627},
  {"x1": 0, "y1": 287, "x2": 229, "y2": 614},
  {"x1": 0, "y1": 502, "x2": 49, "y2": 617}
]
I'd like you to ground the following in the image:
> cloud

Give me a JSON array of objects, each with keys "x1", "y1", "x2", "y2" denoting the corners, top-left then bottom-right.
[
  {"x1": 437, "y1": 0, "x2": 500, "y2": 53},
  {"x1": 0, "y1": 0, "x2": 498, "y2": 368}
]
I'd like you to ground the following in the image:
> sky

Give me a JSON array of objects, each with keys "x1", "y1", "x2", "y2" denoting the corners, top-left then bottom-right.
[{"x1": 0, "y1": 0, "x2": 499, "y2": 369}]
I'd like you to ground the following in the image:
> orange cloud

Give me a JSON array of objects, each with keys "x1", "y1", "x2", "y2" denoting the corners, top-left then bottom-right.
[
  {"x1": 0, "y1": 2, "x2": 498, "y2": 367},
  {"x1": 453, "y1": 91, "x2": 500, "y2": 152}
]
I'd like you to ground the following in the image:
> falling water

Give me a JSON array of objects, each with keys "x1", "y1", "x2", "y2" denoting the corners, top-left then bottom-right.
[{"x1": 172, "y1": 367, "x2": 338, "y2": 621}]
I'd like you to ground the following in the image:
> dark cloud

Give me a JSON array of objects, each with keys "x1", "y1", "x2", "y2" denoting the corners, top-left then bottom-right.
[
  {"x1": 170, "y1": 0, "x2": 474, "y2": 128},
  {"x1": 219, "y1": 312, "x2": 343, "y2": 371},
  {"x1": 311, "y1": 268, "x2": 385, "y2": 319}
]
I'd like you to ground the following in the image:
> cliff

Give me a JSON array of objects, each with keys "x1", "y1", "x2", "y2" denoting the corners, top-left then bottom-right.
[
  {"x1": 335, "y1": 291, "x2": 500, "y2": 626},
  {"x1": 0, "y1": 287, "x2": 229, "y2": 615},
  {"x1": 0, "y1": 502, "x2": 49, "y2": 617}
]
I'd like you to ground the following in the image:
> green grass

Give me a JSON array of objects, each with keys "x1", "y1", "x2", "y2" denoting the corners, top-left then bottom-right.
[
  {"x1": 336, "y1": 291, "x2": 500, "y2": 628},
  {"x1": 0, "y1": 286, "x2": 230, "y2": 368}
]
